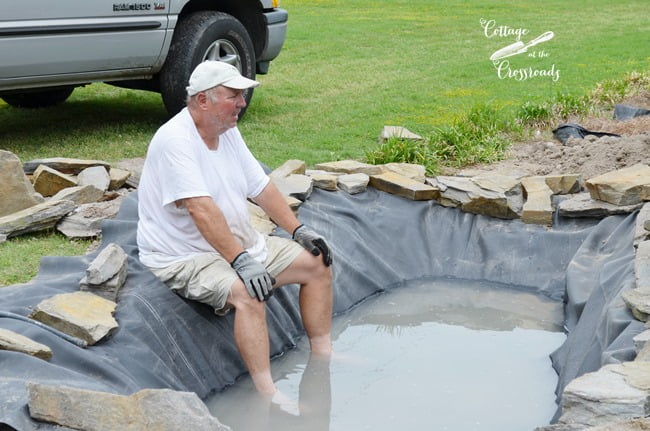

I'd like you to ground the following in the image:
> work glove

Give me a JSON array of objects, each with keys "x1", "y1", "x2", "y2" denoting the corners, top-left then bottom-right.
[
  {"x1": 292, "y1": 224, "x2": 332, "y2": 266},
  {"x1": 231, "y1": 251, "x2": 275, "y2": 302}
]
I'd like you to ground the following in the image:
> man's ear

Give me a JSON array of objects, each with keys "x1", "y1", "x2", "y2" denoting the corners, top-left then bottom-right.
[{"x1": 196, "y1": 92, "x2": 210, "y2": 109}]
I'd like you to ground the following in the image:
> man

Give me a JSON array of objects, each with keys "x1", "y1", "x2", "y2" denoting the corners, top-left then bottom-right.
[{"x1": 137, "y1": 61, "x2": 333, "y2": 403}]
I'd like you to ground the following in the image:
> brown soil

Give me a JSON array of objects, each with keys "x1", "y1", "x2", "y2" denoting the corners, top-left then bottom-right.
[{"x1": 457, "y1": 94, "x2": 650, "y2": 180}]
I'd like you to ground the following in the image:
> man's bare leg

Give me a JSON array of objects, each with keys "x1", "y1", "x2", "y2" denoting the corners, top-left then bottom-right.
[
  {"x1": 275, "y1": 250, "x2": 333, "y2": 355},
  {"x1": 229, "y1": 281, "x2": 276, "y2": 394},
  {"x1": 299, "y1": 267, "x2": 332, "y2": 355},
  {"x1": 229, "y1": 251, "x2": 333, "y2": 395}
]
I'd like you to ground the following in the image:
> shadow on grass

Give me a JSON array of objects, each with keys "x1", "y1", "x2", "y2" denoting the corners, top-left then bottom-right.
[{"x1": 0, "y1": 86, "x2": 170, "y2": 158}]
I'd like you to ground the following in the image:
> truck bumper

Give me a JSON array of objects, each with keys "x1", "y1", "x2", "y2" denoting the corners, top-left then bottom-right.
[{"x1": 257, "y1": 8, "x2": 288, "y2": 73}]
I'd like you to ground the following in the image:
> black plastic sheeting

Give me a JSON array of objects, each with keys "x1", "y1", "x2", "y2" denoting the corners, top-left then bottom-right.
[
  {"x1": 0, "y1": 188, "x2": 644, "y2": 429},
  {"x1": 614, "y1": 104, "x2": 650, "y2": 121},
  {"x1": 552, "y1": 123, "x2": 621, "y2": 145}
]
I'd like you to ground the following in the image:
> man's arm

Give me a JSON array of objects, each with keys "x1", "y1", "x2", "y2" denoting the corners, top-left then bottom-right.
[
  {"x1": 253, "y1": 181, "x2": 332, "y2": 266},
  {"x1": 182, "y1": 196, "x2": 274, "y2": 301},
  {"x1": 181, "y1": 196, "x2": 244, "y2": 262},
  {"x1": 251, "y1": 181, "x2": 301, "y2": 235}
]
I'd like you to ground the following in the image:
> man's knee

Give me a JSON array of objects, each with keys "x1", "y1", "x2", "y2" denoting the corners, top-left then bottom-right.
[
  {"x1": 301, "y1": 256, "x2": 332, "y2": 288},
  {"x1": 312, "y1": 257, "x2": 332, "y2": 281},
  {"x1": 228, "y1": 280, "x2": 267, "y2": 312}
]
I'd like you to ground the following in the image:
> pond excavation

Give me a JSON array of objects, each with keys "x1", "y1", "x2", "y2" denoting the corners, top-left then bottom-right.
[
  {"x1": 208, "y1": 277, "x2": 566, "y2": 430},
  {"x1": 0, "y1": 188, "x2": 642, "y2": 430}
]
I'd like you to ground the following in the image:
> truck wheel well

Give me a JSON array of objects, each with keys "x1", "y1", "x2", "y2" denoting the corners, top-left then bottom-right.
[{"x1": 179, "y1": 0, "x2": 266, "y2": 59}]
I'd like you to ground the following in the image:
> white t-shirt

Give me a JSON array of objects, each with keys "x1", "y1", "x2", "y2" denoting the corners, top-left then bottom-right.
[{"x1": 137, "y1": 108, "x2": 270, "y2": 268}]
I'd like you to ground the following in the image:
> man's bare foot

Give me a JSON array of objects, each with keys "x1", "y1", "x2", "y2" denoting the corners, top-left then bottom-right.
[{"x1": 271, "y1": 390, "x2": 300, "y2": 416}]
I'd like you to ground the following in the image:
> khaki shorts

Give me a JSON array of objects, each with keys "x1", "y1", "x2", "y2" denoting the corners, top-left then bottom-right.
[{"x1": 151, "y1": 236, "x2": 304, "y2": 315}]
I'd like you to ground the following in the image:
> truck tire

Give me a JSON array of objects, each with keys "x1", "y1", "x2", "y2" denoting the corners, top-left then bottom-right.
[
  {"x1": 1, "y1": 87, "x2": 74, "y2": 109},
  {"x1": 160, "y1": 11, "x2": 256, "y2": 118}
]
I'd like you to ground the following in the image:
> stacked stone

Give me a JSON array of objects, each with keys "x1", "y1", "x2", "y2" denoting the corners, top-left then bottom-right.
[
  {"x1": 2, "y1": 126, "x2": 650, "y2": 429},
  {"x1": 79, "y1": 243, "x2": 128, "y2": 302},
  {"x1": 269, "y1": 129, "x2": 650, "y2": 430},
  {"x1": 270, "y1": 127, "x2": 649, "y2": 229},
  {"x1": 0, "y1": 152, "x2": 137, "y2": 242},
  {"x1": 2, "y1": 242, "x2": 128, "y2": 360},
  {"x1": 27, "y1": 384, "x2": 231, "y2": 431}
]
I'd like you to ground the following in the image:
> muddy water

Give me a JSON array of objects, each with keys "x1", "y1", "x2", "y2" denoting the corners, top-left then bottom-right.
[{"x1": 206, "y1": 278, "x2": 566, "y2": 431}]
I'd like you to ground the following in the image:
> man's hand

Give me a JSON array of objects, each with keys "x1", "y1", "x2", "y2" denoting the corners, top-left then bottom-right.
[
  {"x1": 231, "y1": 252, "x2": 275, "y2": 301},
  {"x1": 292, "y1": 225, "x2": 332, "y2": 266}
]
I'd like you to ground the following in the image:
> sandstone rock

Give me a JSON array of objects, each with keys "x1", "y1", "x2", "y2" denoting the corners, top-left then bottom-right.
[
  {"x1": 32, "y1": 165, "x2": 77, "y2": 197},
  {"x1": 534, "y1": 423, "x2": 584, "y2": 431},
  {"x1": 521, "y1": 176, "x2": 554, "y2": 226},
  {"x1": 248, "y1": 202, "x2": 276, "y2": 235},
  {"x1": 427, "y1": 176, "x2": 477, "y2": 208},
  {"x1": 635, "y1": 342, "x2": 650, "y2": 362},
  {"x1": 0, "y1": 328, "x2": 52, "y2": 360},
  {"x1": 108, "y1": 168, "x2": 131, "y2": 191},
  {"x1": 620, "y1": 361, "x2": 650, "y2": 391},
  {"x1": 558, "y1": 363, "x2": 650, "y2": 427},
  {"x1": 586, "y1": 164, "x2": 650, "y2": 206},
  {"x1": 0, "y1": 150, "x2": 44, "y2": 217},
  {"x1": 370, "y1": 171, "x2": 437, "y2": 201},
  {"x1": 337, "y1": 173, "x2": 369, "y2": 194},
  {"x1": 77, "y1": 166, "x2": 110, "y2": 192},
  {"x1": 622, "y1": 241, "x2": 650, "y2": 321},
  {"x1": 559, "y1": 193, "x2": 644, "y2": 218},
  {"x1": 310, "y1": 173, "x2": 339, "y2": 191},
  {"x1": 0, "y1": 199, "x2": 76, "y2": 238},
  {"x1": 0, "y1": 234, "x2": 6, "y2": 244},
  {"x1": 27, "y1": 384, "x2": 231, "y2": 431},
  {"x1": 430, "y1": 175, "x2": 522, "y2": 219},
  {"x1": 305, "y1": 169, "x2": 343, "y2": 177},
  {"x1": 80, "y1": 267, "x2": 127, "y2": 302},
  {"x1": 636, "y1": 241, "x2": 650, "y2": 290},
  {"x1": 383, "y1": 162, "x2": 426, "y2": 183},
  {"x1": 622, "y1": 287, "x2": 650, "y2": 322},
  {"x1": 378, "y1": 125, "x2": 423, "y2": 142},
  {"x1": 470, "y1": 174, "x2": 522, "y2": 194},
  {"x1": 56, "y1": 198, "x2": 123, "y2": 238},
  {"x1": 633, "y1": 329, "x2": 650, "y2": 353},
  {"x1": 457, "y1": 167, "x2": 530, "y2": 180},
  {"x1": 272, "y1": 174, "x2": 313, "y2": 201},
  {"x1": 51, "y1": 185, "x2": 105, "y2": 205},
  {"x1": 85, "y1": 243, "x2": 128, "y2": 285},
  {"x1": 587, "y1": 418, "x2": 650, "y2": 430},
  {"x1": 114, "y1": 158, "x2": 144, "y2": 188},
  {"x1": 314, "y1": 160, "x2": 384, "y2": 175},
  {"x1": 269, "y1": 159, "x2": 306, "y2": 179},
  {"x1": 23, "y1": 157, "x2": 110, "y2": 175},
  {"x1": 284, "y1": 195, "x2": 302, "y2": 211},
  {"x1": 29, "y1": 291, "x2": 118, "y2": 345},
  {"x1": 635, "y1": 203, "x2": 650, "y2": 247},
  {"x1": 544, "y1": 174, "x2": 582, "y2": 195}
]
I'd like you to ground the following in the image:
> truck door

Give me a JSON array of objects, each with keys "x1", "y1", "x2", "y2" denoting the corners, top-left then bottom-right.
[{"x1": 0, "y1": 1, "x2": 169, "y2": 84}]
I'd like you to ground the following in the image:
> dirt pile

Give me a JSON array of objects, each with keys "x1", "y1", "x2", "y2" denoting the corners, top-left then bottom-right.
[{"x1": 466, "y1": 95, "x2": 650, "y2": 181}]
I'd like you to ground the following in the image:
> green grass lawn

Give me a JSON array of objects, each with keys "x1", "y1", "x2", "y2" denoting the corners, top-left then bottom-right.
[{"x1": 0, "y1": 0, "x2": 648, "y2": 286}]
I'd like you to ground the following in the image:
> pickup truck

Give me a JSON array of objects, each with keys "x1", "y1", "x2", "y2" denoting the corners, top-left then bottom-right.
[{"x1": 0, "y1": 0, "x2": 287, "y2": 116}]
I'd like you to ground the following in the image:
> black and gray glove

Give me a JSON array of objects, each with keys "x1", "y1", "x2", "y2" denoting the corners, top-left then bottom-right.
[
  {"x1": 292, "y1": 224, "x2": 332, "y2": 266},
  {"x1": 231, "y1": 251, "x2": 275, "y2": 302}
]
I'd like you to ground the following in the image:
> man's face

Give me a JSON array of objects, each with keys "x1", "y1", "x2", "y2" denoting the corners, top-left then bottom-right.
[{"x1": 204, "y1": 86, "x2": 247, "y2": 130}]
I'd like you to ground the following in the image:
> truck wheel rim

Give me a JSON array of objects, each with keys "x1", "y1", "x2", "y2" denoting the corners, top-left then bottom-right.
[{"x1": 202, "y1": 39, "x2": 241, "y2": 72}]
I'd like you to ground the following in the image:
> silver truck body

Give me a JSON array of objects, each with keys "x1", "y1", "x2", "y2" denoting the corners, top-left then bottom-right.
[{"x1": 0, "y1": 0, "x2": 288, "y2": 114}]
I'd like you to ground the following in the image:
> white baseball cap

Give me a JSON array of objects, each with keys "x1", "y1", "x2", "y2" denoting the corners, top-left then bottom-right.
[{"x1": 186, "y1": 61, "x2": 259, "y2": 96}]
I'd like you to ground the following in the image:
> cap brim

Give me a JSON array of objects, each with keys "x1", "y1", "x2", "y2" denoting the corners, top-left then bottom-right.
[{"x1": 222, "y1": 75, "x2": 260, "y2": 90}]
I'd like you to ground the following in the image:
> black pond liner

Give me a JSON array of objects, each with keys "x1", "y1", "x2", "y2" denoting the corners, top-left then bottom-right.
[
  {"x1": 552, "y1": 123, "x2": 621, "y2": 145},
  {"x1": 0, "y1": 189, "x2": 643, "y2": 429},
  {"x1": 614, "y1": 104, "x2": 650, "y2": 121}
]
